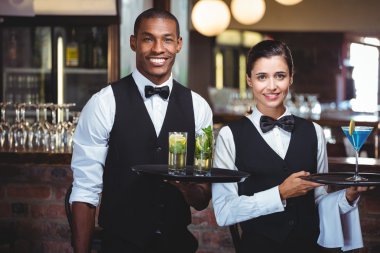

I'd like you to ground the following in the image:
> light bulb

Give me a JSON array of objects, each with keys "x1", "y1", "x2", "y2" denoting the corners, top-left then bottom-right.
[
  {"x1": 275, "y1": 0, "x2": 303, "y2": 6},
  {"x1": 191, "y1": 0, "x2": 231, "y2": 37},
  {"x1": 230, "y1": 0, "x2": 266, "y2": 25}
]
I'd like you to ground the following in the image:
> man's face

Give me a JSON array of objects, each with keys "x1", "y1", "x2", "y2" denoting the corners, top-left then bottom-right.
[{"x1": 130, "y1": 17, "x2": 182, "y2": 85}]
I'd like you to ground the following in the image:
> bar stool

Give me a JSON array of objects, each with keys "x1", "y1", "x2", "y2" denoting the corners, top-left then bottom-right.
[{"x1": 64, "y1": 184, "x2": 103, "y2": 252}]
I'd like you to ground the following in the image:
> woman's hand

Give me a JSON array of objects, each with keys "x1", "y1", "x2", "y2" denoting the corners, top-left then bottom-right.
[
  {"x1": 279, "y1": 171, "x2": 322, "y2": 200},
  {"x1": 345, "y1": 186, "x2": 375, "y2": 205}
]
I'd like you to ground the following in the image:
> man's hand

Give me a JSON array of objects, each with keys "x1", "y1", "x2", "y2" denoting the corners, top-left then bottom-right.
[
  {"x1": 279, "y1": 171, "x2": 322, "y2": 200},
  {"x1": 166, "y1": 181, "x2": 211, "y2": 211}
]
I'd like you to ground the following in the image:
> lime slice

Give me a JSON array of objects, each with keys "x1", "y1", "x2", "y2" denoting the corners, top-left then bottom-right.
[
  {"x1": 169, "y1": 133, "x2": 186, "y2": 146},
  {"x1": 196, "y1": 137, "x2": 203, "y2": 151},
  {"x1": 349, "y1": 120, "x2": 355, "y2": 135}
]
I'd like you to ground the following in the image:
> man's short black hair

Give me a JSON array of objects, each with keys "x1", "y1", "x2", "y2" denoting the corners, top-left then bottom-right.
[{"x1": 134, "y1": 8, "x2": 180, "y2": 38}]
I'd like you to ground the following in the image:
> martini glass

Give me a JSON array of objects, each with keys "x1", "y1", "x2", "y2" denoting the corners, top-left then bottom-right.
[{"x1": 341, "y1": 126, "x2": 373, "y2": 181}]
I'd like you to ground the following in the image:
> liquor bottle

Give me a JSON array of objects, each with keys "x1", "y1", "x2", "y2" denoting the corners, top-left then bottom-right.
[
  {"x1": 66, "y1": 28, "x2": 79, "y2": 67},
  {"x1": 80, "y1": 29, "x2": 92, "y2": 68},
  {"x1": 92, "y1": 27, "x2": 106, "y2": 68},
  {"x1": 8, "y1": 29, "x2": 18, "y2": 67},
  {"x1": 32, "y1": 28, "x2": 43, "y2": 68}
]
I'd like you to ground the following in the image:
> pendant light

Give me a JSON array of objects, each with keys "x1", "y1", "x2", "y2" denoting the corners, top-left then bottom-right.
[
  {"x1": 230, "y1": 0, "x2": 266, "y2": 25},
  {"x1": 191, "y1": 0, "x2": 231, "y2": 37},
  {"x1": 275, "y1": 0, "x2": 303, "y2": 6}
]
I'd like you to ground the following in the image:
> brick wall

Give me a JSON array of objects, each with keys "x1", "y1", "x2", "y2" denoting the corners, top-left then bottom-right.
[
  {"x1": 0, "y1": 161, "x2": 235, "y2": 253},
  {"x1": 1, "y1": 159, "x2": 380, "y2": 253},
  {"x1": 0, "y1": 163, "x2": 72, "y2": 253}
]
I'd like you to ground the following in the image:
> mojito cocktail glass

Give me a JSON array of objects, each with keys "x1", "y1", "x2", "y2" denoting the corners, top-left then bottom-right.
[{"x1": 168, "y1": 132, "x2": 187, "y2": 175}]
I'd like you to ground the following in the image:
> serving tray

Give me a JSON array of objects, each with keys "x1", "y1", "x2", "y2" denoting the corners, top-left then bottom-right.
[
  {"x1": 302, "y1": 172, "x2": 380, "y2": 186},
  {"x1": 131, "y1": 164, "x2": 249, "y2": 183}
]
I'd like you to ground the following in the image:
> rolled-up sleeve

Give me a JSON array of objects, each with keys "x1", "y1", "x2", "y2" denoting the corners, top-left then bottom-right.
[{"x1": 69, "y1": 86, "x2": 115, "y2": 206}]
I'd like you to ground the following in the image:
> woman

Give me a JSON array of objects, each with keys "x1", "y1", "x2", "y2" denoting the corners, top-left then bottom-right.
[{"x1": 212, "y1": 40, "x2": 367, "y2": 253}]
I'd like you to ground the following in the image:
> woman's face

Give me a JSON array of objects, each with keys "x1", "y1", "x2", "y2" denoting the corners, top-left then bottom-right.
[{"x1": 247, "y1": 55, "x2": 292, "y2": 116}]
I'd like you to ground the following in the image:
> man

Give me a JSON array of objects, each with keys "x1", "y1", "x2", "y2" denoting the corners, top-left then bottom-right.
[{"x1": 69, "y1": 8, "x2": 213, "y2": 253}]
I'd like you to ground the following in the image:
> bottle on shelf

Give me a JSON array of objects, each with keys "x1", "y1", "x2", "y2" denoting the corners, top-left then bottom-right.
[
  {"x1": 32, "y1": 27, "x2": 43, "y2": 68},
  {"x1": 92, "y1": 27, "x2": 106, "y2": 69},
  {"x1": 7, "y1": 29, "x2": 19, "y2": 67},
  {"x1": 65, "y1": 28, "x2": 79, "y2": 67},
  {"x1": 80, "y1": 29, "x2": 93, "y2": 68}
]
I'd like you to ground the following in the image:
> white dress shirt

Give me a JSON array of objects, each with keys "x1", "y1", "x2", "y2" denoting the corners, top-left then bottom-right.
[
  {"x1": 212, "y1": 106, "x2": 362, "y2": 251},
  {"x1": 70, "y1": 69, "x2": 213, "y2": 206}
]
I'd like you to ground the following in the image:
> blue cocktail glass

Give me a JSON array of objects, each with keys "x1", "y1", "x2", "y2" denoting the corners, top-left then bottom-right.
[{"x1": 342, "y1": 126, "x2": 373, "y2": 181}]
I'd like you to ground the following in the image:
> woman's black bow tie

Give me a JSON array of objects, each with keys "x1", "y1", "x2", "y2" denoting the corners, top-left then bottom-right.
[
  {"x1": 144, "y1": 85, "x2": 170, "y2": 100},
  {"x1": 260, "y1": 115, "x2": 295, "y2": 133}
]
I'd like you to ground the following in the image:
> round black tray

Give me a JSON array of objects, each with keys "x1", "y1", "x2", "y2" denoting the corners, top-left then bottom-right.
[
  {"x1": 302, "y1": 172, "x2": 380, "y2": 186},
  {"x1": 131, "y1": 164, "x2": 249, "y2": 183}
]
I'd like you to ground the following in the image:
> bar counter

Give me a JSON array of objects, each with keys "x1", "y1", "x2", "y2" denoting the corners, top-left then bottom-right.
[
  {"x1": 1, "y1": 153, "x2": 380, "y2": 252},
  {"x1": 0, "y1": 152, "x2": 233, "y2": 253},
  {"x1": 0, "y1": 152, "x2": 73, "y2": 253}
]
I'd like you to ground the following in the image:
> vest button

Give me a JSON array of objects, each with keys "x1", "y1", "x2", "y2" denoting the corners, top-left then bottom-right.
[
  {"x1": 156, "y1": 146, "x2": 162, "y2": 152},
  {"x1": 288, "y1": 220, "x2": 295, "y2": 226}
]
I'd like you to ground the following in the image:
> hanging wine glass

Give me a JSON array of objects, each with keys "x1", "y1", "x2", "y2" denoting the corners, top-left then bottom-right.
[
  {"x1": 0, "y1": 102, "x2": 11, "y2": 151},
  {"x1": 10, "y1": 103, "x2": 30, "y2": 151},
  {"x1": 47, "y1": 103, "x2": 61, "y2": 152},
  {"x1": 58, "y1": 103, "x2": 76, "y2": 153},
  {"x1": 41, "y1": 103, "x2": 53, "y2": 152},
  {"x1": 29, "y1": 103, "x2": 50, "y2": 152}
]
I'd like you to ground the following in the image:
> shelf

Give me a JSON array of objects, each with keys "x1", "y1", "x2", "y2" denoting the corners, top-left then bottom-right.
[
  {"x1": 4, "y1": 67, "x2": 107, "y2": 75},
  {"x1": 65, "y1": 68, "x2": 107, "y2": 74},
  {"x1": 4, "y1": 67, "x2": 51, "y2": 74}
]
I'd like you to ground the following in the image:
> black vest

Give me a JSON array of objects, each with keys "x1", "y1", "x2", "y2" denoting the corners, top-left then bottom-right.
[
  {"x1": 229, "y1": 116, "x2": 319, "y2": 243},
  {"x1": 98, "y1": 75, "x2": 196, "y2": 250}
]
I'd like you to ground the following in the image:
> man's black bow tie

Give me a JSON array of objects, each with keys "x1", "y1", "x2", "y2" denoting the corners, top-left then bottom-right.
[
  {"x1": 260, "y1": 115, "x2": 295, "y2": 133},
  {"x1": 145, "y1": 85, "x2": 170, "y2": 100}
]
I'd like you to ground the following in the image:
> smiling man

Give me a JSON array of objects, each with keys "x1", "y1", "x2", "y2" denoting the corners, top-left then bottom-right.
[{"x1": 69, "y1": 8, "x2": 213, "y2": 253}]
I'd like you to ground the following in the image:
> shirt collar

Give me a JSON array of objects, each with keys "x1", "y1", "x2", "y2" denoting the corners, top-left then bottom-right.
[
  {"x1": 248, "y1": 105, "x2": 292, "y2": 124},
  {"x1": 132, "y1": 69, "x2": 173, "y2": 100}
]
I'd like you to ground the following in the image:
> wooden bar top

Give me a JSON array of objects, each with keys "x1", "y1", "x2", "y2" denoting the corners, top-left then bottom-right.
[
  {"x1": 328, "y1": 156, "x2": 380, "y2": 172},
  {"x1": 0, "y1": 151, "x2": 72, "y2": 164}
]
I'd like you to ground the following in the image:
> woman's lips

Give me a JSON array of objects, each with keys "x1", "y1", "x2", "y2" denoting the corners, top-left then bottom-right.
[{"x1": 264, "y1": 93, "x2": 280, "y2": 100}]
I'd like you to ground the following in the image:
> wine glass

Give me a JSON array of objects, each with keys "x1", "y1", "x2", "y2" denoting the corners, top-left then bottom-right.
[
  {"x1": 341, "y1": 125, "x2": 373, "y2": 181},
  {"x1": 0, "y1": 102, "x2": 11, "y2": 151},
  {"x1": 47, "y1": 104, "x2": 62, "y2": 152},
  {"x1": 10, "y1": 103, "x2": 30, "y2": 151},
  {"x1": 41, "y1": 103, "x2": 53, "y2": 152},
  {"x1": 29, "y1": 103, "x2": 50, "y2": 152},
  {"x1": 57, "y1": 103, "x2": 76, "y2": 153}
]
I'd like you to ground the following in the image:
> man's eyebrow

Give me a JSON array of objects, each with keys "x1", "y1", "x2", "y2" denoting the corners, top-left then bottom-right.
[
  {"x1": 140, "y1": 32, "x2": 153, "y2": 36},
  {"x1": 140, "y1": 31, "x2": 176, "y2": 37}
]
